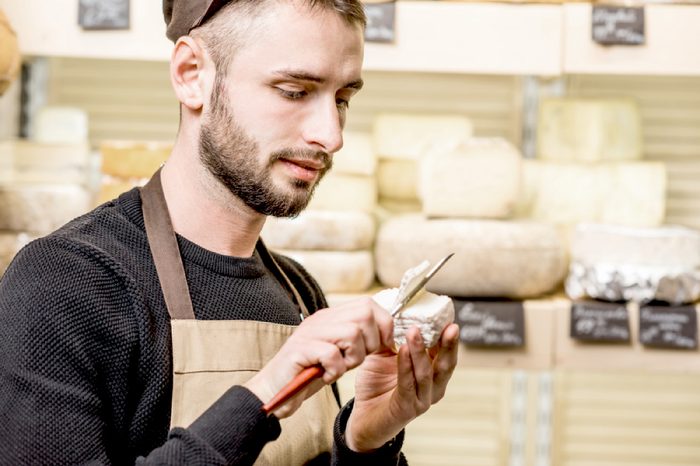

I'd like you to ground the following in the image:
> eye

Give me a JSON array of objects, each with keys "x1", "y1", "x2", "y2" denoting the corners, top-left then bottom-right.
[{"x1": 277, "y1": 88, "x2": 307, "y2": 100}]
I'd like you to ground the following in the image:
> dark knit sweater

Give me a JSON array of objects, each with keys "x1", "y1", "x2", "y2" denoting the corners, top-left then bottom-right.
[{"x1": 0, "y1": 188, "x2": 405, "y2": 465}]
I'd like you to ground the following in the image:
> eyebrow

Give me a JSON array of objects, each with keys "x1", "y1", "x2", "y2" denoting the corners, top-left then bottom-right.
[{"x1": 272, "y1": 70, "x2": 364, "y2": 91}]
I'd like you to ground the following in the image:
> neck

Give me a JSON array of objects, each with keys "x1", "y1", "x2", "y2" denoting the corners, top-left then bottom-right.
[{"x1": 160, "y1": 135, "x2": 266, "y2": 258}]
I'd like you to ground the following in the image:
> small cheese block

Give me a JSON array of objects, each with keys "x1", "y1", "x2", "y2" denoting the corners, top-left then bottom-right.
[
  {"x1": 0, "y1": 139, "x2": 90, "y2": 169},
  {"x1": 0, "y1": 232, "x2": 33, "y2": 275},
  {"x1": 537, "y1": 98, "x2": 643, "y2": 162},
  {"x1": 332, "y1": 131, "x2": 376, "y2": 176},
  {"x1": 96, "y1": 177, "x2": 144, "y2": 206},
  {"x1": 278, "y1": 250, "x2": 374, "y2": 293},
  {"x1": 373, "y1": 288, "x2": 454, "y2": 348},
  {"x1": 377, "y1": 160, "x2": 420, "y2": 202},
  {"x1": 262, "y1": 211, "x2": 375, "y2": 251},
  {"x1": 373, "y1": 113, "x2": 473, "y2": 160},
  {"x1": 515, "y1": 160, "x2": 666, "y2": 228},
  {"x1": 307, "y1": 173, "x2": 377, "y2": 213},
  {"x1": 100, "y1": 141, "x2": 171, "y2": 178},
  {"x1": 375, "y1": 215, "x2": 567, "y2": 299},
  {"x1": 570, "y1": 223, "x2": 700, "y2": 269},
  {"x1": 421, "y1": 138, "x2": 521, "y2": 219},
  {"x1": 0, "y1": 183, "x2": 91, "y2": 233},
  {"x1": 32, "y1": 107, "x2": 88, "y2": 144}
]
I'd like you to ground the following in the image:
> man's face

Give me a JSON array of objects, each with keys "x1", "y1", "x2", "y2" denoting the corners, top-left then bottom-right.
[{"x1": 199, "y1": 2, "x2": 364, "y2": 217}]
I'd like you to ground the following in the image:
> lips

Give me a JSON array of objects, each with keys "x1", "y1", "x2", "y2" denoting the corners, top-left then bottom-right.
[
  {"x1": 281, "y1": 158, "x2": 325, "y2": 171},
  {"x1": 279, "y1": 158, "x2": 325, "y2": 183}
]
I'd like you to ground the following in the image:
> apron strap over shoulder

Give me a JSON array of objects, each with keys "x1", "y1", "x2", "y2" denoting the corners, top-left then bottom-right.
[{"x1": 141, "y1": 168, "x2": 196, "y2": 320}]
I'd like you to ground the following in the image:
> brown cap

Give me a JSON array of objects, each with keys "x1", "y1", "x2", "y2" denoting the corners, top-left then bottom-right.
[{"x1": 163, "y1": 0, "x2": 233, "y2": 42}]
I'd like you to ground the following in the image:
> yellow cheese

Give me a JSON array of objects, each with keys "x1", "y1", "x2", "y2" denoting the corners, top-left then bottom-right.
[{"x1": 100, "y1": 141, "x2": 171, "y2": 178}]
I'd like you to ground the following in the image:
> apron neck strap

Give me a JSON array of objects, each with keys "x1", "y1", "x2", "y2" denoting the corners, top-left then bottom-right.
[{"x1": 140, "y1": 167, "x2": 311, "y2": 321}]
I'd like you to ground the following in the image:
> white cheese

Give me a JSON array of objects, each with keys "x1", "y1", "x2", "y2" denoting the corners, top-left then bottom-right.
[
  {"x1": 0, "y1": 140, "x2": 91, "y2": 184},
  {"x1": 32, "y1": 106, "x2": 89, "y2": 144},
  {"x1": 373, "y1": 287, "x2": 454, "y2": 348},
  {"x1": 537, "y1": 98, "x2": 643, "y2": 162},
  {"x1": 0, "y1": 183, "x2": 91, "y2": 234},
  {"x1": 332, "y1": 131, "x2": 376, "y2": 176},
  {"x1": 375, "y1": 215, "x2": 567, "y2": 299},
  {"x1": 307, "y1": 173, "x2": 377, "y2": 213},
  {"x1": 0, "y1": 232, "x2": 33, "y2": 275},
  {"x1": 515, "y1": 160, "x2": 666, "y2": 228},
  {"x1": 420, "y1": 138, "x2": 521, "y2": 219},
  {"x1": 278, "y1": 250, "x2": 375, "y2": 293},
  {"x1": 377, "y1": 159, "x2": 420, "y2": 202},
  {"x1": 262, "y1": 211, "x2": 375, "y2": 251},
  {"x1": 373, "y1": 113, "x2": 473, "y2": 160}
]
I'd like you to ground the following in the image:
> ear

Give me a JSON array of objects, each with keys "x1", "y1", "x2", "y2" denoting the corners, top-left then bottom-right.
[{"x1": 170, "y1": 36, "x2": 211, "y2": 111}]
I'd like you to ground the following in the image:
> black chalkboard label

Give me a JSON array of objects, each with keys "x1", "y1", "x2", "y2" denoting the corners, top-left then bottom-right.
[
  {"x1": 79, "y1": 0, "x2": 130, "y2": 30},
  {"x1": 639, "y1": 305, "x2": 698, "y2": 350},
  {"x1": 363, "y1": 2, "x2": 396, "y2": 43},
  {"x1": 453, "y1": 299, "x2": 525, "y2": 347},
  {"x1": 570, "y1": 301, "x2": 630, "y2": 342},
  {"x1": 592, "y1": 6, "x2": 645, "y2": 46}
]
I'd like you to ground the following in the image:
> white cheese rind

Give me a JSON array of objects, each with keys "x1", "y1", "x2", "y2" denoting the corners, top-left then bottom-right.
[
  {"x1": 537, "y1": 98, "x2": 643, "y2": 163},
  {"x1": 377, "y1": 160, "x2": 420, "y2": 202},
  {"x1": 420, "y1": 138, "x2": 521, "y2": 219},
  {"x1": 373, "y1": 113, "x2": 473, "y2": 160},
  {"x1": 332, "y1": 131, "x2": 376, "y2": 176},
  {"x1": 373, "y1": 288, "x2": 454, "y2": 348},
  {"x1": 261, "y1": 211, "x2": 375, "y2": 251},
  {"x1": 278, "y1": 250, "x2": 374, "y2": 293},
  {"x1": 0, "y1": 184, "x2": 91, "y2": 233},
  {"x1": 307, "y1": 174, "x2": 377, "y2": 213},
  {"x1": 375, "y1": 215, "x2": 567, "y2": 299},
  {"x1": 0, "y1": 140, "x2": 91, "y2": 184},
  {"x1": 515, "y1": 160, "x2": 666, "y2": 227}
]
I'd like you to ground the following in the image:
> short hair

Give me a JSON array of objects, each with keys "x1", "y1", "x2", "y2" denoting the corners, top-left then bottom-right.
[{"x1": 191, "y1": 0, "x2": 366, "y2": 79}]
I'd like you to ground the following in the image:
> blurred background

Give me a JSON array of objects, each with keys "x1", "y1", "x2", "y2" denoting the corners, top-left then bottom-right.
[{"x1": 1, "y1": 1, "x2": 700, "y2": 465}]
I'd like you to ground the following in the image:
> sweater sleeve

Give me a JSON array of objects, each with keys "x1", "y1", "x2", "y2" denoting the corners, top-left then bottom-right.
[{"x1": 0, "y1": 239, "x2": 279, "y2": 465}]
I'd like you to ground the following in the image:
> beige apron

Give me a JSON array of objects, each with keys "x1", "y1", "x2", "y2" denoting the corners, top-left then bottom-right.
[{"x1": 141, "y1": 169, "x2": 338, "y2": 465}]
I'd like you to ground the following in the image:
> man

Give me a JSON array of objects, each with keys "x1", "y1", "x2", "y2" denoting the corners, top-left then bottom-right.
[{"x1": 0, "y1": 0, "x2": 459, "y2": 464}]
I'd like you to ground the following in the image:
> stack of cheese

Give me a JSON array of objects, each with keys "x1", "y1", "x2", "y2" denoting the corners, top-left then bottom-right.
[
  {"x1": 376, "y1": 138, "x2": 568, "y2": 299},
  {"x1": 97, "y1": 141, "x2": 171, "y2": 206},
  {"x1": 0, "y1": 139, "x2": 92, "y2": 274},
  {"x1": 373, "y1": 113, "x2": 473, "y2": 215},
  {"x1": 515, "y1": 98, "x2": 666, "y2": 228},
  {"x1": 263, "y1": 131, "x2": 377, "y2": 293}
]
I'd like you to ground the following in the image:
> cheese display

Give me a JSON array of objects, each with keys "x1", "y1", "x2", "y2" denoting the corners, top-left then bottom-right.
[
  {"x1": 373, "y1": 287, "x2": 454, "y2": 348},
  {"x1": 566, "y1": 223, "x2": 700, "y2": 304},
  {"x1": 262, "y1": 211, "x2": 374, "y2": 251},
  {"x1": 307, "y1": 173, "x2": 377, "y2": 213},
  {"x1": 515, "y1": 160, "x2": 666, "y2": 228},
  {"x1": 0, "y1": 184, "x2": 91, "y2": 233},
  {"x1": 537, "y1": 98, "x2": 643, "y2": 163},
  {"x1": 0, "y1": 232, "x2": 33, "y2": 275},
  {"x1": 377, "y1": 160, "x2": 419, "y2": 202},
  {"x1": 0, "y1": 140, "x2": 91, "y2": 184},
  {"x1": 373, "y1": 113, "x2": 473, "y2": 160},
  {"x1": 100, "y1": 141, "x2": 171, "y2": 179},
  {"x1": 375, "y1": 215, "x2": 567, "y2": 298},
  {"x1": 277, "y1": 250, "x2": 374, "y2": 293},
  {"x1": 421, "y1": 138, "x2": 521, "y2": 219},
  {"x1": 332, "y1": 131, "x2": 376, "y2": 176}
]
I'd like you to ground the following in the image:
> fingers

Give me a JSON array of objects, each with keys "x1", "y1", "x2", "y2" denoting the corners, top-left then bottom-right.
[
  {"x1": 431, "y1": 323, "x2": 459, "y2": 403},
  {"x1": 405, "y1": 328, "x2": 434, "y2": 411}
]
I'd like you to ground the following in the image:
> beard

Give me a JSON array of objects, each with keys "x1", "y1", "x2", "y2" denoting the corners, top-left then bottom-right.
[{"x1": 199, "y1": 81, "x2": 332, "y2": 218}]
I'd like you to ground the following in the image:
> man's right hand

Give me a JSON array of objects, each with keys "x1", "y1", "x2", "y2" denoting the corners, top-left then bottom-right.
[{"x1": 244, "y1": 297, "x2": 395, "y2": 418}]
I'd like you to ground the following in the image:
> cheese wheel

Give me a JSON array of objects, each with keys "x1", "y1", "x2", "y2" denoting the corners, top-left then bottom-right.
[
  {"x1": 262, "y1": 211, "x2": 375, "y2": 251},
  {"x1": 373, "y1": 113, "x2": 473, "y2": 160},
  {"x1": 421, "y1": 138, "x2": 521, "y2": 219},
  {"x1": 377, "y1": 160, "x2": 419, "y2": 202},
  {"x1": 100, "y1": 141, "x2": 171, "y2": 178},
  {"x1": 0, "y1": 184, "x2": 91, "y2": 233},
  {"x1": 537, "y1": 98, "x2": 642, "y2": 163},
  {"x1": 278, "y1": 250, "x2": 374, "y2": 293},
  {"x1": 373, "y1": 288, "x2": 454, "y2": 348},
  {"x1": 375, "y1": 215, "x2": 567, "y2": 299},
  {"x1": 0, "y1": 140, "x2": 91, "y2": 184},
  {"x1": 0, "y1": 232, "x2": 33, "y2": 275},
  {"x1": 332, "y1": 131, "x2": 376, "y2": 176},
  {"x1": 307, "y1": 173, "x2": 377, "y2": 213},
  {"x1": 515, "y1": 160, "x2": 666, "y2": 228}
]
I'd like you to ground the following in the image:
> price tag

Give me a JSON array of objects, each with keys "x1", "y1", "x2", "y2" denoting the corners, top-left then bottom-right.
[
  {"x1": 570, "y1": 301, "x2": 630, "y2": 342},
  {"x1": 639, "y1": 304, "x2": 698, "y2": 350},
  {"x1": 453, "y1": 299, "x2": 525, "y2": 347},
  {"x1": 592, "y1": 5, "x2": 645, "y2": 46},
  {"x1": 79, "y1": 0, "x2": 130, "y2": 30},
  {"x1": 363, "y1": 1, "x2": 396, "y2": 43}
]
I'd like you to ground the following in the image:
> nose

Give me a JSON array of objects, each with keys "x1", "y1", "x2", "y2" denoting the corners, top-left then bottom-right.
[{"x1": 302, "y1": 97, "x2": 344, "y2": 154}]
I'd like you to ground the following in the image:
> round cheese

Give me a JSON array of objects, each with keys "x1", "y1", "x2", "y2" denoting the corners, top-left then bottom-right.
[{"x1": 278, "y1": 250, "x2": 374, "y2": 293}]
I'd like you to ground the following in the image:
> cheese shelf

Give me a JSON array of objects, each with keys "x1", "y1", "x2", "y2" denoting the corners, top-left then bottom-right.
[{"x1": 3, "y1": 1, "x2": 700, "y2": 76}]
